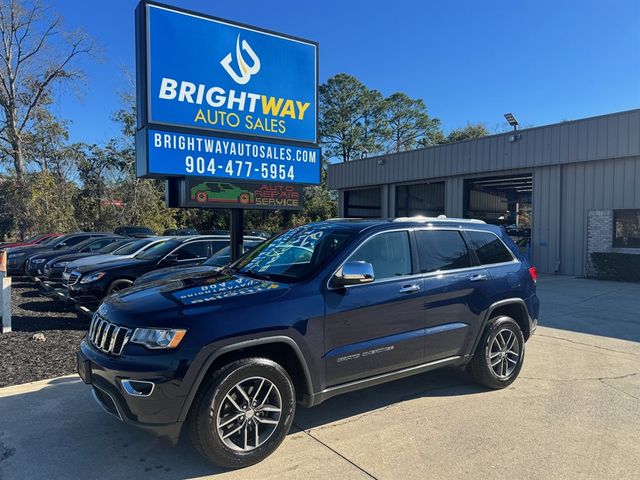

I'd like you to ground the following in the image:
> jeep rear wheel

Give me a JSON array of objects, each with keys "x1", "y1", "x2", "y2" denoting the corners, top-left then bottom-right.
[
  {"x1": 468, "y1": 315, "x2": 525, "y2": 389},
  {"x1": 188, "y1": 358, "x2": 295, "y2": 469}
]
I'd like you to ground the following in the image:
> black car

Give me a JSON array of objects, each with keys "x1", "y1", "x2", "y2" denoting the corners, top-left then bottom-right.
[
  {"x1": 133, "y1": 240, "x2": 262, "y2": 286},
  {"x1": 77, "y1": 218, "x2": 540, "y2": 468},
  {"x1": 6, "y1": 232, "x2": 105, "y2": 276},
  {"x1": 25, "y1": 235, "x2": 122, "y2": 280},
  {"x1": 113, "y1": 226, "x2": 155, "y2": 238},
  {"x1": 163, "y1": 228, "x2": 199, "y2": 236},
  {"x1": 66, "y1": 236, "x2": 237, "y2": 311},
  {"x1": 41, "y1": 238, "x2": 135, "y2": 287}
]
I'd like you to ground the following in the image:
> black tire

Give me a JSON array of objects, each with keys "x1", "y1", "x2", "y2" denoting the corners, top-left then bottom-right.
[
  {"x1": 468, "y1": 315, "x2": 525, "y2": 389},
  {"x1": 188, "y1": 358, "x2": 296, "y2": 469},
  {"x1": 106, "y1": 279, "x2": 133, "y2": 296}
]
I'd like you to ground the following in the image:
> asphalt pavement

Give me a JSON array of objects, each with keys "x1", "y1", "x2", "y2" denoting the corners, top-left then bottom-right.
[{"x1": 0, "y1": 275, "x2": 639, "y2": 480}]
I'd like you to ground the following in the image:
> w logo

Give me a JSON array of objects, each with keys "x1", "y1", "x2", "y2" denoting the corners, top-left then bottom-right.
[{"x1": 220, "y1": 35, "x2": 261, "y2": 85}]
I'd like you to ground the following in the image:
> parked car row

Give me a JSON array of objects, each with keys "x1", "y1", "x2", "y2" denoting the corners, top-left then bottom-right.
[{"x1": 1, "y1": 229, "x2": 266, "y2": 315}]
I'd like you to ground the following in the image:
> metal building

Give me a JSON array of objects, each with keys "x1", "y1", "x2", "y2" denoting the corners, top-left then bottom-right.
[{"x1": 328, "y1": 109, "x2": 640, "y2": 276}]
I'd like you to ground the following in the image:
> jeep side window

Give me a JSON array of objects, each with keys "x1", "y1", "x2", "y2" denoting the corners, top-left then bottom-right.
[
  {"x1": 347, "y1": 231, "x2": 411, "y2": 280},
  {"x1": 466, "y1": 231, "x2": 514, "y2": 265},
  {"x1": 415, "y1": 230, "x2": 471, "y2": 273}
]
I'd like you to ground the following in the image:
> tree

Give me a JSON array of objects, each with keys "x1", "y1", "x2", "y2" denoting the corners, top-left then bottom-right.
[
  {"x1": 0, "y1": 0, "x2": 93, "y2": 179},
  {"x1": 293, "y1": 159, "x2": 336, "y2": 225},
  {"x1": 319, "y1": 73, "x2": 387, "y2": 162},
  {"x1": 442, "y1": 122, "x2": 490, "y2": 144},
  {"x1": 384, "y1": 92, "x2": 443, "y2": 152}
]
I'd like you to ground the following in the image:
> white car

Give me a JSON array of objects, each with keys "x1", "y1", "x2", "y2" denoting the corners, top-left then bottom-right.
[{"x1": 62, "y1": 237, "x2": 171, "y2": 281}]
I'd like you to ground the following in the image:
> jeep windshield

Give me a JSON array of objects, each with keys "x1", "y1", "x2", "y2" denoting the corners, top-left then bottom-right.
[{"x1": 231, "y1": 224, "x2": 356, "y2": 283}]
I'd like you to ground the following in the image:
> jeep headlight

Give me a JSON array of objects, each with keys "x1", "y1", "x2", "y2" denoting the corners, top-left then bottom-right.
[
  {"x1": 130, "y1": 328, "x2": 186, "y2": 349},
  {"x1": 80, "y1": 272, "x2": 106, "y2": 284},
  {"x1": 53, "y1": 261, "x2": 70, "y2": 268}
]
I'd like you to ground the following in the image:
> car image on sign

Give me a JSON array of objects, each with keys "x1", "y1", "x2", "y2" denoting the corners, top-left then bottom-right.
[{"x1": 192, "y1": 182, "x2": 254, "y2": 204}]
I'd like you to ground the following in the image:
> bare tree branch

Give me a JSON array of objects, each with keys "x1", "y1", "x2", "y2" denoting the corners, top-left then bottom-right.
[{"x1": 0, "y1": 0, "x2": 93, "y2": 178}]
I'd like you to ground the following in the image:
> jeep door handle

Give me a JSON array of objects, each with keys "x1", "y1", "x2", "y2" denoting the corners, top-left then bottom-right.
[
  {"x1": 399, "y1": 284, "x2": 421, "y2": 294},
  {"x1": 470, "y1": 274, "x2": 489, "y2": 282}
]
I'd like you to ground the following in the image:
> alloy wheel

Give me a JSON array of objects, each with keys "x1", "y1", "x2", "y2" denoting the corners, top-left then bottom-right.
[
  {"x1": 215, "y1": 376, "x2": 282, "y2": 452},
  {"x1": 489, "y1": 328, "x2": 520, "y2": 378}
]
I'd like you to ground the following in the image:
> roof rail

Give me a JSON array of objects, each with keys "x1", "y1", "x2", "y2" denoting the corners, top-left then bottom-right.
[{"x1": 392, "y1": 215, "x2": 486, "y2": 224}]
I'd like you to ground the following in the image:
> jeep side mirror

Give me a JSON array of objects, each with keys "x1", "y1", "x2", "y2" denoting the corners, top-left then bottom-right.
[
  {"x1": 54, "y1": 243, "x2": 66, "y2": 250},
  {"x1": 332, "y1": 261, "x2": 375, "y2": 287}
]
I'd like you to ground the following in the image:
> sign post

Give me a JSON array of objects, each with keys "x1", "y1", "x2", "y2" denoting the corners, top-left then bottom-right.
[
  {"x1": 230, "y1": 209, "x2": 244, "y2": 261},
  {"x1": 0, "y1": 251, "x2": 10, "y2": 333},
  {"x1": 135, "y1": 1, "x2": 320, "y2": 257}
]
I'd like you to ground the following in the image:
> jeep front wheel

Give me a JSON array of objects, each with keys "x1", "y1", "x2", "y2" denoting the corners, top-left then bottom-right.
[
  {"x1": 188, "y1": 358, "x2": 296, "y2": 469},
  {"x1": 468, "y1": 315, "x2": 525, "y2": 389}
]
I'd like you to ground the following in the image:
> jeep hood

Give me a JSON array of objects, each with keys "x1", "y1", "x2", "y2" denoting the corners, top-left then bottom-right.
[{"x1": 100, "y1": 270, "x2": 289, "y2": 322}]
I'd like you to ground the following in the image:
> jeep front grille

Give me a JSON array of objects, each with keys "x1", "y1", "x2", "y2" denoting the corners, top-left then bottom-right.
[
  {"x1": 89, "y1": 313, "x2": 131, "y2": 356},
  {"x1": 66, "y1": 272, "x2": 81, "y2": 285}
]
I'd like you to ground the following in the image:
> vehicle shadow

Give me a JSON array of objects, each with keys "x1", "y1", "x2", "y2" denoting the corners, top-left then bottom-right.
[
  {"x1": 19, "y1": 290, "x2": 41, "y2": 299},
  {"x1": 0, "y1": 368, "x2": 482, "y2": 480},
  {"x1": 8, "y1": 314, "x2": 87, "y2": 332},
  {"x1": 16, "y1": 299, "x2": 73, "y2": 314},
  {"x1": 293, "y1": 367, "x2": 479, "y2": 431}
]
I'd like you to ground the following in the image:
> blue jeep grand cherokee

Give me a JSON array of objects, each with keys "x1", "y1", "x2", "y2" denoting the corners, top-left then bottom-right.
[{"x1": 77, "y1": 217, "x2": 539, "y2": 468}]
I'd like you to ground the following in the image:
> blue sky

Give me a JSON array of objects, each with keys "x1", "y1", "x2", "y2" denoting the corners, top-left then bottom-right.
[{"x1": 50, "y1": 0, "x2": 640, "y2": 145}]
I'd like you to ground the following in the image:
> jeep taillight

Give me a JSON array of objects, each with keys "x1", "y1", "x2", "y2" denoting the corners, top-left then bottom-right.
[{"x1": 528, "y1": 266, "x2": 537, "y2": 284}]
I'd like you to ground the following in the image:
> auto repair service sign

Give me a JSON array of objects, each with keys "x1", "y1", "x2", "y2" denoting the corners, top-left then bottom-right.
[{"x1": 142, "y1": 2, "x2": 317, "y2": 144}]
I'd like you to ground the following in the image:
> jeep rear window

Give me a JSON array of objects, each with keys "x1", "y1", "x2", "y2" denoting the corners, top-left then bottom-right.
[
  {"x1": 466, "y1": 231, "x2": 514, "y2": 265},
  {"x1": 416, "y1": 230, "x2": 471, "y2": 273},
  {"x1": 233, "y1": 224, "x2": 356, "y2": 282}
]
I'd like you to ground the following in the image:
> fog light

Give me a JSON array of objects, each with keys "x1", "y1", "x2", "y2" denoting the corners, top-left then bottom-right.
[{"x1": 121, "y1": 379, "x2": 155, "y2": 397}]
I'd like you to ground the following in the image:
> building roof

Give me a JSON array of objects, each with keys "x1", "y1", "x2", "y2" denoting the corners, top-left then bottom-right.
[{"x1": 328, "y1": 108, "x2": 640, "y2": 190}]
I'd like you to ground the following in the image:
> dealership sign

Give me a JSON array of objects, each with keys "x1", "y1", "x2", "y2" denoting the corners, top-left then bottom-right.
[
  {"x1": 140, "y1": 128, "x2": 319, "y2": 184},
  {"x1": 142, "y1": 3, "x2": 316, "y2": 142},
  {"x1": 135, "y1": 1, "x2": 320, "y2": 188}
]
